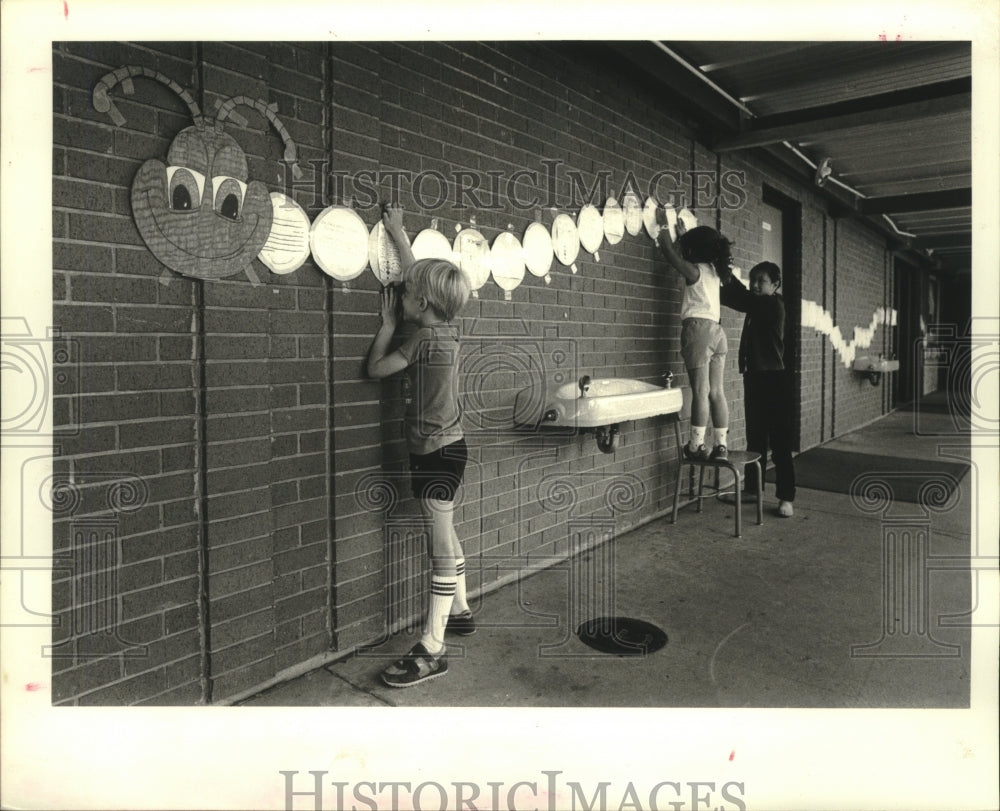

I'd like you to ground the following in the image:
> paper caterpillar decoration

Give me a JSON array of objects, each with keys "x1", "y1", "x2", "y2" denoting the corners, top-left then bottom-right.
[{"x1": 93, "y1": 65, "x2": 305, "y2": 281}]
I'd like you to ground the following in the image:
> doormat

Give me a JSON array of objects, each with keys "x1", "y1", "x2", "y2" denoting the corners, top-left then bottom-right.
[
  {"x1": 766, "y1": 448, "x2": 969, "y2": 503},
  {"x1": 576, "y1": 617, "x2": 668, "y2": 656}
]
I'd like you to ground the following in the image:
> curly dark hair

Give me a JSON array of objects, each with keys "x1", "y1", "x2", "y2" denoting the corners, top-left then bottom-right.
[{"x1": 678, "y1": 225, "x2": 733, "y2": 278}]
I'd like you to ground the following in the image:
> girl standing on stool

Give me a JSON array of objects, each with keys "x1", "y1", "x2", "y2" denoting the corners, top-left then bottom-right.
[
  {"x1": 366, "y1": 203, "x2": 475, "y2": 687},
  {"x1": 656, "y1": 215, "x2": 733, "y2": 461},
  {"x1": 720, "y1": 261, "x2": 796, "y2": 516}
]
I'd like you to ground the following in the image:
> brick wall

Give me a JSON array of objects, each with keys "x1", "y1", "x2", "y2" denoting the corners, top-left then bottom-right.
[
  {"x1": 52, "y1": 40, "x2": 898, "y2": 705},
  {"x1": 52, "y1": 41, "x2": 332, "y2": 704},
  {"x1": 832, "y1": 220, "x2": 893, "y2": 434},
  {"x1": 799, "y1": 201, "x2": 832, "y2": 446}
]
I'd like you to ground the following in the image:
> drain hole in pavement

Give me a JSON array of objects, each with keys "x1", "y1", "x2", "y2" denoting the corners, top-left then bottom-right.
[{"x1": 576, "y1": 616, "x2": 668, "y2": 656}]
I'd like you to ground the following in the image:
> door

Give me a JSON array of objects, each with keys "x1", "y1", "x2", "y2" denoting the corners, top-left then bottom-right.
[
  {"x1": 761, "y1": 202, "x2": 783, "y2": 267},
  {"x1": 893, "y1": 257, "x2": 920, "y2": 405},
  {"x1": 761, "y1": 188, "x2": 802, "y2": 450}
]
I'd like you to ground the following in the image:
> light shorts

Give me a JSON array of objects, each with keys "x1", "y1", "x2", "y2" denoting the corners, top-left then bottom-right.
[
  {"x1": 409, "y1": 437, "x2": 468, "y2": 501},
  {"x1": 680, "y1": 317, "x2": 728, "y2": 370}
]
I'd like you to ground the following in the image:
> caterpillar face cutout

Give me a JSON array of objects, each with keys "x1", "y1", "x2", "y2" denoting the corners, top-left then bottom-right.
[{"x1": 93, "y1": 66, "x2": 300, "y2": 280}]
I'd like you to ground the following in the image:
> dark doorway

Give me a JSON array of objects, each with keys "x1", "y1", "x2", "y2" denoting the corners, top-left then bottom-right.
[
  {"x1": 893, "y1": 256, "x2": 921, "y2": 406},
  {"x1": 762, "y1": 186, "x2": 802, "y2": 451}
]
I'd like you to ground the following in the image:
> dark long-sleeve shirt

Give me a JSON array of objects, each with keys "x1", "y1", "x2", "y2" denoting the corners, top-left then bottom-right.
[{"x1": 720, "y1": 276, "x2": 785, "y2": 373}]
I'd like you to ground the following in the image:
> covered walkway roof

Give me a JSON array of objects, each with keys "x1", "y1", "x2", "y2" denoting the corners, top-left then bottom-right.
[{"x1": 611, "y1": 41, "x2": 972, "y2": 277}]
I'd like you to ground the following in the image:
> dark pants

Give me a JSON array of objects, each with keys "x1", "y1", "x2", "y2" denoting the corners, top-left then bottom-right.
[{"x1": 743, "y1": 371, "x2": 796, "y2": 502}]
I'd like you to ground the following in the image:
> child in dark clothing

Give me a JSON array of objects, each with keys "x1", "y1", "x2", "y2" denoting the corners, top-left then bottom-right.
[{"x1": 720, "y1": 261, "x2": 796, "y2": 517}]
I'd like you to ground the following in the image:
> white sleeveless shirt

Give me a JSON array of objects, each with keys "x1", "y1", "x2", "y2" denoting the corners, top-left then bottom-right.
[{"x1": 681, "y1": 262, "x2": 721, "y2": 322}]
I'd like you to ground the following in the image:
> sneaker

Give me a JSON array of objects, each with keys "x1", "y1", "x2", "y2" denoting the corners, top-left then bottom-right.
[
  {"x1": 446, "y1": 610, "x2": 477, "y2": 636},
  {"x1": 380, "y1": 642, "x2": 448, "y2": 688},
  {"x1": 778, "y1": 500, "x2": 794, "y2": 517},
  {"x1": 683, "y1": 443, "x2": 710, "y2": 462},
  {"x1": 709, "y1": 444, "x2": 728, "y2": 460}
]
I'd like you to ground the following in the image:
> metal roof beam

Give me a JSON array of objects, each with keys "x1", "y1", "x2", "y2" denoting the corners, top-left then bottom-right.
[
  {"x1": 914, "y1": 233, "x2": 972, "y2": 249},
  {"x1": 713, "y1": 85, "x2": 970, "y2": 152},
  {"x1": 860, "y1": 188, "x2": 972, "y2": 214}
]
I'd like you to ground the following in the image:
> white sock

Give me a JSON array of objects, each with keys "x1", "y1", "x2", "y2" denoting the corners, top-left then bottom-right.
[
  {"x1": 714, "y1": 427, "x2": 728, "y2": 447},
  {"x1": 421, "y1": 575, "x2": 456, "y2": 655},
  {"x1": 452, "y1": 558, "x2": 469, "y2": 615},
  {"x1": 689, "y1": 425, "x2": 706, "y2": 449}
]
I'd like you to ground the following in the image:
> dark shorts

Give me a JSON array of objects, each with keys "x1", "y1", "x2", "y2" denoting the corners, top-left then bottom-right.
[{"x1": 409, "y1": 437, "x2": 468, "y2": 501}]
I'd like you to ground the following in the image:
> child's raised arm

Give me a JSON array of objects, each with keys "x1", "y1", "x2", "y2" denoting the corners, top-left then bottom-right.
[
  {"x1": 366, "y1": 284, "x2": 409, "y2": 379},
  {"x1": 382, "y1": 202, "x2": 416, "y2": 271},
  {"x1": 720, "y1": 273, "x2": 753, "y2": 312},
  {"x1": 655, "y1": 217, "x2": 700, "y2": 285}
]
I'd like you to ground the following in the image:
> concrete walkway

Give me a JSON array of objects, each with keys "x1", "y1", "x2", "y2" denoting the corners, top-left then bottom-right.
[{"x1": 241, "y1": 408, "x2": 975, "y2": 708}]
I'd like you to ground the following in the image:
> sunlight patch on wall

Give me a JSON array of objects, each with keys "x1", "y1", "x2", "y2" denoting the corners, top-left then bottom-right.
[{"x1": 800, "y1": 300, "x2": 897, "y2": 368}]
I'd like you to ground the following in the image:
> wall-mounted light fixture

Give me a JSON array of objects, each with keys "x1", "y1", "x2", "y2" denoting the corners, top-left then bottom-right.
[{"x1": 814, "y1": 157, "x2": 833, "y2": 187}]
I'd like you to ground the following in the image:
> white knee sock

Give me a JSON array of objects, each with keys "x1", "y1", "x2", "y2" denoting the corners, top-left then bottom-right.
[
  {"x1": 453, "y1": 558, "x2": 469, "y2": 615},
  {"x1": 421, "y1": 574, "x2": 456, "y2": 655}
]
